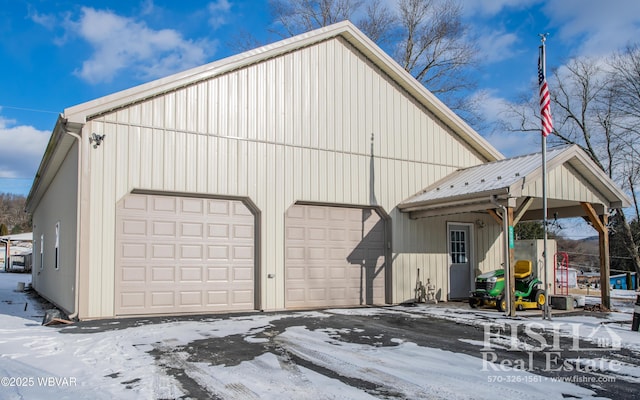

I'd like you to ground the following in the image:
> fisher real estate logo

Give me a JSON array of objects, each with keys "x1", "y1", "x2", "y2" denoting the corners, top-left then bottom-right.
[{"x1": 481, "y1": 321, "x2": 622, "y2": 373}]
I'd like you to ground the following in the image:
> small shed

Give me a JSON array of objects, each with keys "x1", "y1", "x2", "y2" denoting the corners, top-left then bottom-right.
[
  {"x1": 1, "y1": 232, "x2": 33, "y2": 272},
  {"x1": 610, "y1": 272, "x2": 637, "y2": 290}
]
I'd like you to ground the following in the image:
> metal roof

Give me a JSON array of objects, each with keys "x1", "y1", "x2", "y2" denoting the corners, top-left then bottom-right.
[
  {"x1": 401, "y1": 146, "x2": 570, "y2": 206},
  {"x1": 399, "y1": 144, "x2": 632, "y2": 215},
  {"x1": 0, "y1": 232, "x2": 33, "y2": 242}
]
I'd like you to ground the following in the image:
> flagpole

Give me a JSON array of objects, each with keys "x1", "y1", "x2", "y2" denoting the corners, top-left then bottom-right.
[{"x1": 539, "y1": 33, "x2": 552, "y2": 320}]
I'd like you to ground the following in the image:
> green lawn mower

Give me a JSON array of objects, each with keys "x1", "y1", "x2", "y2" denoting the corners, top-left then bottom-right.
[{"x1": 469, "y1": 260, "x2": 546, "y2": 311}]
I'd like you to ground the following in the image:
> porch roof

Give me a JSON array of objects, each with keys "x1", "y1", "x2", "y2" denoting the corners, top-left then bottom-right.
[{"x1": 398, "y1": 145, "x2": 631, "y2": 220}]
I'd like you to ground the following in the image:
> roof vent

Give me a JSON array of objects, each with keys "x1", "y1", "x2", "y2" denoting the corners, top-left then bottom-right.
[
  {"x1": 515, "y1": 172, "x2": 520, "y2": 177},
  {"x1": 481, "y1": 179, "x2": 485, "y2": 183},
  {"x1": 497, "y1": 176, "x2": 502, "y2": 180}
]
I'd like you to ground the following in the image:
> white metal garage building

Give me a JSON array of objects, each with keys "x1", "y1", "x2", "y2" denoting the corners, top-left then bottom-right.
[{"x1": 26, "y1": 22, "x2": 629, "y2": 319}]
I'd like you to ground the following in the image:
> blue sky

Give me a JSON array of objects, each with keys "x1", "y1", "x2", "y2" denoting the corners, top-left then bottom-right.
[{"x1": 1, "y1": 0, "x2": 639, "y2": 203}]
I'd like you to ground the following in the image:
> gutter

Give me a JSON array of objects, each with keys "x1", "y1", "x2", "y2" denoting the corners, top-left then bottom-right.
[{"x1": 398, "y1": 188, "x2": 511, "y2": 213}]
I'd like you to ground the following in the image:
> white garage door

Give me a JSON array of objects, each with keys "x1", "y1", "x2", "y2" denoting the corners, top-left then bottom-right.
[
  {"x1": 285, "y1": 204, "x2": 386, "y2": 309},
  {"x1": 115, "y1": 193, "x2": 255, "y2": 316}
]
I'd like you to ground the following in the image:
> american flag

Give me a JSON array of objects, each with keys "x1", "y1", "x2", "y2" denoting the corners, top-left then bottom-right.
[{"x1": 538, "y1": 45, "x2": 553, "y2": 137}]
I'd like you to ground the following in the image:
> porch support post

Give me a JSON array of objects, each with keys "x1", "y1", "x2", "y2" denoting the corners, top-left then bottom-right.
[
  {"x1": 507, "y1": 207, "x2": 516, "y2": 317},
  {"x1": 581, "y1": 202, "x2": 611, "y2": 309}
]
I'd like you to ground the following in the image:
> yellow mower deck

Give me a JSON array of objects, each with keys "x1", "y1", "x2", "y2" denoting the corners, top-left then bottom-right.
[{"x1": 481, "y1": 295, "x2": 544, "y2": 312}]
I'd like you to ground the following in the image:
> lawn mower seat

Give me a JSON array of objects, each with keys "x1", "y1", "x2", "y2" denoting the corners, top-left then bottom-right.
[{"x1": 513, "y1": 260, "x2": 533, "y2": 279}]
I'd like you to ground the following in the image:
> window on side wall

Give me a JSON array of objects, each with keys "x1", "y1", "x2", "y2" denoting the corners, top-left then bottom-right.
[
  {"x1": 40, "y1": 234, "x2": 44, "y2": 270},
  {"x1": 55, "y1": 222, "x2": 60, "y2": 270}
]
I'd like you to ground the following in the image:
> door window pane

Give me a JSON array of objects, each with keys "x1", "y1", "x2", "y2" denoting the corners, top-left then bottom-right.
[{"x1": 450, "y1": 230, "x2": 467, "y2": 263}]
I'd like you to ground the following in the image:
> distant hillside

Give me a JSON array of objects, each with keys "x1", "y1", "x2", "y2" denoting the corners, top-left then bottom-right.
[
  {"x1": 0, "y1": 193, "x2": 31, "y2": 234},
  {"x1": 556, "y1": 236, "x2": 599, "y2": 272}
]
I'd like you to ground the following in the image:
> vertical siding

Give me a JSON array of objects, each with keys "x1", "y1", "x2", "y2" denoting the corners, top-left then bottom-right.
[
  {"x1": 84, "y1": 37, "x2": 491, "y2": 317},
  {"x1": 522, "y1": 164, "x2": 607, "y2": 204},
  {"x1": 32, "y1": 141, "x2": 78, "y2": 314}
]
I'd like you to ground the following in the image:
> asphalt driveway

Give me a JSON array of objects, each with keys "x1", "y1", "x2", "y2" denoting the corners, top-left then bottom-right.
[{"x1": 58, "y1": 305, "x2": 640, "y2": 399}]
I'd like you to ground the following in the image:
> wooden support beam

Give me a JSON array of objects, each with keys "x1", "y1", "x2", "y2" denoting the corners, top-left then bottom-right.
[
  {"x1": 513, "y1": 197, "x2": 534, "y2": 225},
  {"x1": 487, "y1": 209, "x2": 502, "y2": 225},
  {"x1": 581, "y1": 202, "x2": 605, "y2": 234},
  {"x1": 580, "y1": 202, "x2": 611, "y2": 309}
]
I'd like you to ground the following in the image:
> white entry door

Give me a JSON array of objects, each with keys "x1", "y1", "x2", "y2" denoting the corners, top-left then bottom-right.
[{"x1": 448, "y1": 223, "x2": 472, "y2": 299}]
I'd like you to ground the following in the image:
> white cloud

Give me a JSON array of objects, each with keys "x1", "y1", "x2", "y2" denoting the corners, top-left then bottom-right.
[
  {"x1": 140, "y1": 0, "x2": 156, "y2": 16},
  {"x1": 70, "y1": 7, "x2": 216, "y2": 84},
  {"x1": 28, "y1": 8, "x2": 56, "y2": 30},
  {"x1": 477, "y1": 30, "x2": 520, "y2": 64},
  {"x1": 543, "y1": 0, "x2": 640, "y2": 57},
  {"x1": 0, "y1": 115, "x2": 50, "y2": 180},
  {"x1": 472, "y1": 90, "x2": 541, "y2": 157},
  {"x1": 208, "y1": 0, "x2": 232, "y2": 29},
  {"x1": 463, "y1": 0, "x2": 541, "y2": 17}
]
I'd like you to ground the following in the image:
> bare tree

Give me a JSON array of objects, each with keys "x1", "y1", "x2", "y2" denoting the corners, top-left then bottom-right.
[
  {"x1": 0, "y1": 193, "x2": 30, "y2": 234},
  {"x1": 394, "y1": 0, "x2": 476, "y2": 96},
  {"x1": 265, "y1": 0, "x2": 478, "y2": 118},
  {"x1": 269, "y1": 0, "x2": 363, "y2": 37},
  {"x1": 357, "y1": 0, "x2": 396, "y2": 45}
]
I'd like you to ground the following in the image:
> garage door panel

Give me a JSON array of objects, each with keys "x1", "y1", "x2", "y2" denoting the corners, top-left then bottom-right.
[
  {"x1": 308, "y1": 288, "x2": 326, "y2": 301},
  {"x1": 181, "y1": 222, "x2": 203, "y2": 237},
  {"x1": 121, "y1": 266, "x2": 146, "y2": 282},
  {"x1": 153, "y1": 197, "x2": 177, "y2": 212},
  {"x1": 231, "y1": 290, "x2": 253, "y2": 304},
  {"x1": 180, "y1": 291, "x2": 202, "y2": 305},
  {"x1": 120, "y1": 292, "x2": 145, "y2": 308},
  {"x1": 207, "y1": 266, "x2": 229, "y2": 281},
  {"x1": 122, "y1": 243, "x2": 146, "y2": 259},
  {"x1": 152, "y1": 221, "x2": 176, "y2": 236},
  {"x1": 233, "y1": 246, "x2": 253, "y2": 259},
  {"x1": 122, "y1": 219, "x2": 147, "y2": 235},
  {"x1": 181, "y1": 198, "x2": 204, "y2": 214},
  {"x1": 208, "y1": 224, "x2": 229, "y2": 238},
  {"x1": 123, "y1": 195, "x2": 147, "y2": 211},
  {"x1": 151, "y1": 292, "x2": 174, "y2": 307},
  {"x1": 180, "y1": 245, "x2": 203, "y2": 259},
  {"x1": 208, "y1": 199, "x2": 229, "y2": 215},
  {"x1": 115, "y1": 193, "x2": 255, "y2": 316},
  {"x1": 151, "y1": 266, "x2": 175, "y2": 282},
  {"x1": 179, "y1": 267, "x2": 202, "y2": 282},
  {"x1": 285, "y1": 204, "x2": 386, "y2": 309},
  {"x1": 152, "y1": 244, "x2": 175, "y2": 259},
  {"x1": 233, "y1": 224, "x2": 254, "y2": 239},
  {"x1": 208, "y1": 291, "x2": 229, "y2": 305}
]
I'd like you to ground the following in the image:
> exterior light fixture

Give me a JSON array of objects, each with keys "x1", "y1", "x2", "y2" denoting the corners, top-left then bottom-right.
[{"x1": 89, "y1": 133, "x2": 105, "y2": 148}]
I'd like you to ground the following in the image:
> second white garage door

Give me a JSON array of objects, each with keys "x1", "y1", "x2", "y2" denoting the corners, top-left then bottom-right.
[
  {"x1": 285, "y1": 204, "x2": 387, "y2": 308},
  {"x1": 115, "y1": 193, "x2": 256, "y2": 316}
]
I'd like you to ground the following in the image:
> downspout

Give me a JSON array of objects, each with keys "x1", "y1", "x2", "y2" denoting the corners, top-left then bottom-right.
[
  {"x1": 490, "y1": 195, "x2": 511, "y2": 316},
  {"x1": 63, "y1": 128, "x2": 82, "y2": 320}
]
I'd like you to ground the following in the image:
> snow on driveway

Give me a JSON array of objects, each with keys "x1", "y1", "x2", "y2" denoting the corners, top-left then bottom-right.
[{"x1": 0, "y1": 270, "x2": 638, "y2": 399}]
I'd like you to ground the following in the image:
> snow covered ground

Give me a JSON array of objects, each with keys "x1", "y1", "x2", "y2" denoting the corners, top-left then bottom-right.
[{"x1": 0, "y1": 270, "x2": 638, "y2": 399}]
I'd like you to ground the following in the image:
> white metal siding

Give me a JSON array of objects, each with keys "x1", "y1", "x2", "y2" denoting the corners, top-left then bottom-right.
[
  {"x1": 390, "y1": 212, "x2": 502, "y2": 303},
  {"x1": 522, "y1": 163, "x2": 608, "y2": 205},
  {"x1": 115, "y1": 193, "x2": 255, "y2": 315},
  {"x1": 31, "y1": 142, "x2": 78, "y2": 314},
  {"x1": 82, "y1": 36, "x2": 491, "y2": 317}
]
